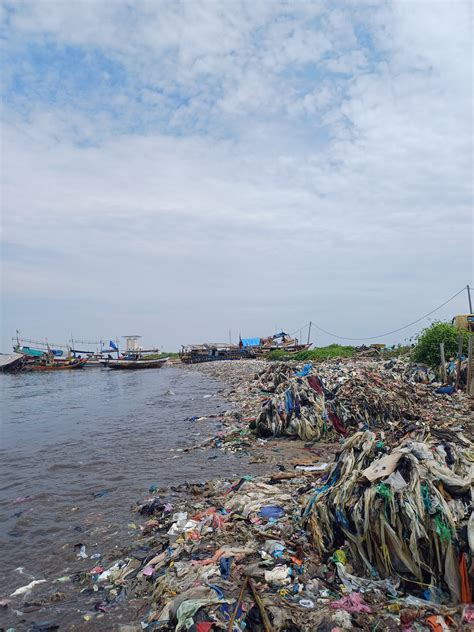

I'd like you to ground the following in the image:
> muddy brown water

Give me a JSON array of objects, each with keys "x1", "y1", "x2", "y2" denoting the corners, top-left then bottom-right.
[{"x1": 0, "y1": 365, "x2": 272, "y2": 630}]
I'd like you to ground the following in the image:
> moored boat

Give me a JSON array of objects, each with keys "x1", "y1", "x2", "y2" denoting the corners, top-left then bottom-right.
[
  {"x1": 26, "y1": 358, "x2": 88, "y2": 371},
  {"x1": 100, "y1": 335, "x2": 168, "y2": 369},
  {"x1": 100, "y1": 356, "x2": 169, "y2": 370}
]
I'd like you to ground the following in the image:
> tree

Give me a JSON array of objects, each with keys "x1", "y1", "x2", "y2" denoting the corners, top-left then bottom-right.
[{"x1": 412, "y1": 322, "x2": 468, "y2": 368}]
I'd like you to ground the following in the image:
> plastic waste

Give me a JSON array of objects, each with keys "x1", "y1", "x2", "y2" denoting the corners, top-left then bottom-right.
[
  {"x1": 141, "y1": 566, "x2": 155, "y2": 577},
  {"x1": 332, "y1": 549, "x2": 347, "y2": 565},
  {"x1": 195, "y1": 624, "x2": 214, "y2": 632},
  {"x1": 259, "y1": 505, "x2": 285, "y2": 520},
  {"x1": 335, "y1": 563, "x2": 398, "y2": 597},
  {"x1": 330, "y1": 592, "x2": 372, "y2": 613},
  {"x1": 219, "y1": 556, "x2": 233, "y2": 578},
  {"x1": 384, "y1": 470, "x2": 408, "y2": 491},
  {"x1": 176, "y1": 597, "x2": 231, "y2": 631},
  {"x1": 263, "y1": 540, "x2": 286, "y2": 558},
  {"x1": 331, "y1": 609, "x2": 353, "y2": 629},
  {"x1": 295, "y1": 463, "x2": 329, "y2": 472},
  {"x1": 264, "y1": 565, "x2": 290, "y2": 584},
  {"x1": 299, "y1": 598, "x2": 314, "y2": 608},
  {"x1": 435, "y1": 385, "x2": 456, "y2": 395},
  {"x1": 10, "y1": 579, "x2": 47, "y2": 597},
  {"x1": 167, "y1": 512, "x2": 189, "y2": 535},
  {"x1": 97, "y1": 562, "x2": 121, "y2": 583},
  {"x1": 295, "y1": 363, "x2": 313, "y2": 377}
]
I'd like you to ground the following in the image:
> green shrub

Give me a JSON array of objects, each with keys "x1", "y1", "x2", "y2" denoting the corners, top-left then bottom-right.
[
  {"x1": 266, "y1": 344, "x2": 355, "y2": 362},
  {"x1": 411, "y1": 322, "x2": 468, "y2": 368}
]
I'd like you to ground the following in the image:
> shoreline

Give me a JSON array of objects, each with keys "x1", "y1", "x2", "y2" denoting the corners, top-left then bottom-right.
[{"x1": 1, "y1": 358, "x2": 472, "y2": 631}]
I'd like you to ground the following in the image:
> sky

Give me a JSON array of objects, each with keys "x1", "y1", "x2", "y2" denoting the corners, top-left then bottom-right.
[{"x1": 1, "y1": 0, "x2": 472, "y2": 352}]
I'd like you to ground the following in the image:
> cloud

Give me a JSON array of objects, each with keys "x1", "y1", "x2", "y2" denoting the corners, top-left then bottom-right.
[{"x1": 1, "y1": 1, "x2": 472, "y2": 349}]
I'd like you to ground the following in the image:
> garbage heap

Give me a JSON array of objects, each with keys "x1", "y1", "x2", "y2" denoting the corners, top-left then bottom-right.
[
  {"x1": 76, "y1": 475, "x2": 404, "y2": 631},
  {"x1": 252, "y1": 362, "x2": 432, "y2": 442},
  {"x1": 252, "y1": 372, "x2": 329, "y2": 442},
  {"x1": 306, "y1": 430, "x2": 473, "y2": 604},
  {"x1": 325, "y1": 369, "x2": 428, "y2": 426},
  {"x1": 71, "y1": 458, "x2": 473, "y2": 630}
]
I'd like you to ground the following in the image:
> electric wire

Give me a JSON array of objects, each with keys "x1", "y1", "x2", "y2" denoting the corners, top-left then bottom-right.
[{"x1": 307, "y1": 285, "x2": 467, "y2": 341}]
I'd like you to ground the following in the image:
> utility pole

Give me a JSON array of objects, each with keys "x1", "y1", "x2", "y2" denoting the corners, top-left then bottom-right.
[
  {"x1": 467, "y1": 285, "x2": 473, "y2": 314},
  {"x1": 307, "y1": 321, "x2": 312, "y2": 345}
]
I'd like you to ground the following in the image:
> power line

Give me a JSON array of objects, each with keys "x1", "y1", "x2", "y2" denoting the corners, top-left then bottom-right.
[
  {"x1": 289, "y1": 323, "x2": 310, "y2": 337},
  {"x1": 307, "y1": 285, "x2": 468, "y2": 342}
]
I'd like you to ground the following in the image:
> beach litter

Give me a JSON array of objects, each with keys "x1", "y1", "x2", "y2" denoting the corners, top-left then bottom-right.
[{"x1": 4, "y1": 358, "x2": 472, "y2": 630}]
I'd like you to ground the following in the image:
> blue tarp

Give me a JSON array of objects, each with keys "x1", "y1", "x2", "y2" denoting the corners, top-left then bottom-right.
[
  {"x1": 20, "y1": 346, "x2": 63, "y2": 357},
  {"x1": 295, "y1": 363, "x2": 312, "y2": 377},
  {"x1": 20, "y1": 346, "x2": 45, "y2": 357},
  {"x1": 241, "y1": 338, "x2": 261, "y2": 348}
]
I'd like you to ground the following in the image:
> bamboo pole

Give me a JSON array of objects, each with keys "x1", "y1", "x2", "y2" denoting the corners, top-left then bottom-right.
[
  {"x1": 227, "y1": 576, "x2": 248, "y2": 632},
  {"x1": 440, "y1": 342, "x2": 447, "y2": 383},
  {"x1": 455, "y1": 334, "x2": 463, "y2": 389},
  {"x1": 248, "y1": 578, "x2": 273, "y2": 632},
  {"x1": 467, "y1": 336, "x2": 473, "y2": 397}
]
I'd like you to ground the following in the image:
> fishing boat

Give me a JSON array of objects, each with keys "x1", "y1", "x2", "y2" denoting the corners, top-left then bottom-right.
[
  {"x1": 26, "y1": 357, "x2": 88, "y2": 371},
  {"x1": 100, "y1": 355, "x2": 169, "y2": 370},
  {"x1": 69, "y1": 339, "x2": 121, "y2": 367},
  {"x1": 100, "y1": 336, "x2": 168, "y2": 369}
]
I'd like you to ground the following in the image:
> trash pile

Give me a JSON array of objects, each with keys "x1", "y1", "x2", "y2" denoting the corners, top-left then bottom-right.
[
  {"x1": 252, "y1": 371, "x2": 329, "y2": 442},
  {"x1": 5, "y1": 358, "x2": 471, "y2": 631},
  {"x1": 324, "y1": 369, "x2": 428, "y2": 426},
  {"x1": 72, "y1": 474, "x2": 391, "y2": 631},
  {"x1": 66, "y1": 456, "x2": 473, "y2": 631},
  {"x1": 65, "y1": 360, "x2": 470, "y2": 629},
  {"x1": 306, "y1": 430, "x2": 473, "y2": 605},
  {"x1": 252, "y1": 362, "x2": 434, "y2": 442}
]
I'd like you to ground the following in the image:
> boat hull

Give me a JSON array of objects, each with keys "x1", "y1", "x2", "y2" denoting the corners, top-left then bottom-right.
[
  {"x1": 100, "y1": 358, "x2": 169, "y2": 370},
  {"x1": 0, "y1": 353, "x2": 26, "y2": 373},
  {"x1": 27, "y1": 359, "x2": 88, "y2": 371}
]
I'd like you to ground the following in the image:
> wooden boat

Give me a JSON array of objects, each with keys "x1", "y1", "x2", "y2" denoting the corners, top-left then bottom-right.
[
  {"x1": 0, "y1": 352, "x2": 26, "y2": 373},
  {"x1": 84, "y1": 358, "x2": 104, "y2": 367},
  {"x1": 100, "y1": 356, "x2": 169, "y2": 370},
  {"x1": 27, "y1": 358, "x2": 88, "y2": 371}
]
